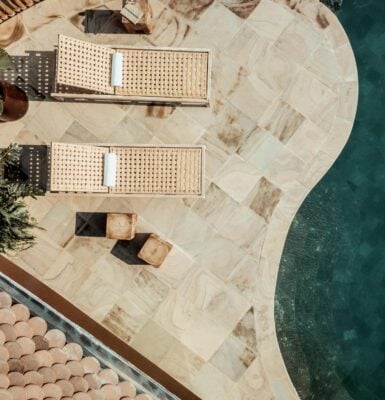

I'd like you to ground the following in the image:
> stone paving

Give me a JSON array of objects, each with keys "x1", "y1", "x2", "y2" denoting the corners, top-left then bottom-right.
[{"x1": 0, "y1": 0, "x2": 358, "y2": 399}]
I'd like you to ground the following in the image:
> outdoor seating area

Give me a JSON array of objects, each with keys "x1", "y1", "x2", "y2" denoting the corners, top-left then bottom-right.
[
  {"x1": 0, "y1": 1, "x2": 359, "y2": 400},
  {"x1": 51, "y1": 35, "x2": 211, "y2": 105}
]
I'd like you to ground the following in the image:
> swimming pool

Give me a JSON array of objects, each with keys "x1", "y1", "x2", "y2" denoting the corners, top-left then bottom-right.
[{"x1": 275, "y1": 1, "x2": 385, "y2": 399}]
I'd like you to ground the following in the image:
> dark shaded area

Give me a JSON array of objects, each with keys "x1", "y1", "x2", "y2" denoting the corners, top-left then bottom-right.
[
  {"x1": 83, "y1": 10, "x2": 127, "y2": 34},
  {"x1": 275, "y1": 1, "x2": 385, "y2": 400},
  {"x1": 4, "y1": 145, "x2": 48, "y2": 193},
  {"x1": 111, "y1": 233, "x2": 151, "y2": 265},
  {"x1": 75, "y1": 212, "x2": 107, "y2": 237},
  {"x1": 0, "y1": 52, "x2": 56, "y2": 101}
]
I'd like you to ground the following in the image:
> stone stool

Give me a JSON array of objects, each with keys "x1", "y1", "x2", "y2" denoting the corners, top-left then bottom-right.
[
  {"x1": 137, "y1": 234, "x2": 172, "y2": 268},
  {"x1": 121, "y1": 0, "x2": 153, "y2": 34},
  {"x1": 106, "y1": 213, "x2": 137, "y2": 241}
]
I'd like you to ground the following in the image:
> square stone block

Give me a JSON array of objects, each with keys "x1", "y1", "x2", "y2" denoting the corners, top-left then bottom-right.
[
  {"x1": 137, "y1": 233, "x2": 173, "y2": 268},
  {"x1": 121, "y1": 0, "x2": 153, "y2": 34},
  {"x1": 106, "y1": 213, "x2": 137, "y2": 240}
]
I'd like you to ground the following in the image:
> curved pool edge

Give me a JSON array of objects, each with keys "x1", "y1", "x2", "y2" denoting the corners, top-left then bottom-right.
[{"x1": 259, "y1": 1, "x2": 359, "y2": 398}]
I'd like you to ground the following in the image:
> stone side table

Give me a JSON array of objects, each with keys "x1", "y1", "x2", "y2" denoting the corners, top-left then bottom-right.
[
  {"x1": 106, "y1": 213, "x2": 137, "y2": 241},
  {"x1": 137, "y1": 233, "x2": 172, "y2": 268},
  {"x1": 121, "y1": 0, "x2": 153, "y2": 34}
]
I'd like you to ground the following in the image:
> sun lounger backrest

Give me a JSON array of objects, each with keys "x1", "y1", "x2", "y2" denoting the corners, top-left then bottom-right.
[
  {"x1": 56, "y1": 35, "x2": 114, "y2": 94},
  {"x1": 50, "y1": 142, "x2": 109, "y2": 193}
]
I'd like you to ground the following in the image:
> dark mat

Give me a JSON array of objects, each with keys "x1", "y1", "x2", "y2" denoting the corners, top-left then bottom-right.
[{"x1": 83, "y1": 10, "x2": 127, "y2": 34}]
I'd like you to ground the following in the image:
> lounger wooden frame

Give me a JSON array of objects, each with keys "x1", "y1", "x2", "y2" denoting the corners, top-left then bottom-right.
[
  {"x1": 51, "y1": 35, "x2": 212, "y2": 106},
  {"x1": 48, "y1": 142, "x2": 205, "y2": 198}
]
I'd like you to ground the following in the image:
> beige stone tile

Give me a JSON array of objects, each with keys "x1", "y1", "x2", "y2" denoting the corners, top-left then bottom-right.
[
  {"x1": 154, "y1": 268, "x2": 250, "y2": 360},
  {"x1": 27, "y1": 102, "x2": 74, "y2": 143},
  {"x1": 131, "y1": 319, "x2": 176, "y2": 363},
  {"x1": 203, "y1": 100, "x2": 257, "y2": 153},
  {"x1": 196, "y1": 134, "x2": 230, "y2": 179},
  {"x1": 193, "y1": 2, "x2": 243, "y2": 49},
  {"x1": 101, "y1": 298, "x2": 149, "y2": 342},
  {"x1": 213, "y1": 154, "x2": 261, "y2": 202},
  {"x1": 43, "y1": 257, "x2": 91, "y2": 301},
  {"x1": 194, "y1": 233, "x2": 245, "y2": 281},
  {"x1": 155, "y1": 109, "x2": 205, "y2": 144},
  {"x1": 335, "y1": 43, "x2": 358, "y2": 83},
  {"x1": 337, "y1": 81, "x2": 359, "y2": 121},
  {"x1": 146, "y1": 7, "x2": 191, "y2": 47},
  {"x1": 306, "y1": 43, "x2": 342, "y2": 88},
  {"x1": 298, "y1": 150, "x2": 335, "y2": 189},
  {"x1": 251, "y1": 41, "x2": 299, "y2": 94},
  {"x1": 218, "y1": 203, "x2": 266, "y2": 250},
  {"x1": 286, "y1": 119, "x2": 328, "y2": 163},
  {"x1": 24, "y1": 196, "x2": 59, "y2": 222},
  {"x1": 260, "y1": 99, "x2": 305, "y2": 144},
  {"x1": 106, "y1": 114, "x2": 153, "y2": 144},
  {"x1": 190, "y1": 363, "x2": 235, "y2": 400},
  {"x1": 0, "y1": 121, "x2": 24, "y2": 146},
  {"x1": 169, "y1": 209, "x2": 216, "y2": 257},
  {"x1": 219, "y1": 0, "x2": 261, "y2": 20},
  {"x1": 229, "y1": 73, "x2": 275, "y2": 121},
  {"x1": 237, "y1": 129, "x2": 284, "y2": 171},
  {"x1": 168, "y1": 0, "x2": 214, "y2": 22},
  {"x1": 263, "y1": 146, "x2": 304, "y2": 191},
  {"x1": 228, "y1": 255, "x2": 271, "y2": 303},
  {"x1": 59, "y1": 121, "x2": 101, "y2": 144},
  {"x1": 127, "y1": 104, "x2": 176, "y2": 136},
  {"x1": 62, "y1": 103, "x2": 126, "y2": 140},
  {"x1": 248, "y1": 0, "x2": 294, "y2": 42},
  {"x1": 64, "y1": 236, "x2": 115, "y2": 267},
  {"x1": 141, "y1": 199, "x2": 189, "y2": 237},
  {"x1": 232, "y1": 307, "x2": 257, "y2": 352},
  {"x1": 151, "y1": 245, "x2": 194, "y2": 289},
  {"x1": 192, "y1": 183, "x2": 238, "y2": 231},
  {"x1": 19, "y1": 232, "x2": 64, "y2": 277},
  {"x1": 159, "y1": 340, "x2": 205, "y2": 385},
  {"x1": 323, "y1": 117, "x2": 353, "y2": 158},
  {"x1": 40, "y1": 202, "x2": 75, "y2": 248},
  {"x1": 283, "y1": 68, "x2": 337, "y2": 126},
  {"x1": 274, "y1": 15, "x2": 322, "y2": 65},
  {"x1": 245, "y1": 176, "x2": 282, "y2": 223},
  {"x1": 74, "y1": 273, "x2": 122, "y2": 321},
  {"x1": 210, "y1": 334, "x2": 256, "y2": 381},
  {"x1": 0, "y1": 15, "x2": 27, "y2": 48},
  {"x1": 123, "y1": 269, "x2": 170, "y2": 315},
  {"x1": 225, "y1": 24, "x2": 269, "y2": 73}
]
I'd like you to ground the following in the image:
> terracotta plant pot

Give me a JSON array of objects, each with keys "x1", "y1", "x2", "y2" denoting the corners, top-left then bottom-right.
[{"x1": 0, "y1": 81, "x2": 29, "y2": 122}]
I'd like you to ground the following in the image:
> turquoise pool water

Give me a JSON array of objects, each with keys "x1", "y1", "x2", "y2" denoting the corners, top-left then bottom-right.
[{"x1": 275, "y1": 1, "x2": 385, "y2": 400}]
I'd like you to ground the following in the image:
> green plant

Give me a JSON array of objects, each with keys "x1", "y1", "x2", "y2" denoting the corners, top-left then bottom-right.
[
  {"x1": 0, "y1": 143, "x2": 41, "y2": 254},
  {"x1": 0, "y1": 48, "x2": 12, "y2": 115}
]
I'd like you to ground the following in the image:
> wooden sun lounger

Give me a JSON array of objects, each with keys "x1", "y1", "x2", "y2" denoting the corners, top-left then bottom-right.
[
  {"x1": 51, "y1": 35, "x2": 211, "y2": 106},
  {"x1": 48, "y1": 143, "x2": 205, "y2": 198}
]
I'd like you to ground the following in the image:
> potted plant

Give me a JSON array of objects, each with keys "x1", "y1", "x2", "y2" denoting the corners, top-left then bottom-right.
[
  {"x1": 0, "y1": 144, "x2": 40, "y2": 254},
  {"x1": 0, "y1": 48, "x2": 28, "y2": 122}
]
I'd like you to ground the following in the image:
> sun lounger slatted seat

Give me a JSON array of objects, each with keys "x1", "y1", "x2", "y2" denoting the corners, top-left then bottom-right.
[
  {"x1": 49, "y1": 142, "x2": 205, "y2": 197},
  {"x1": 51, "y1": 35, "x2": 211, "y2": 106}
]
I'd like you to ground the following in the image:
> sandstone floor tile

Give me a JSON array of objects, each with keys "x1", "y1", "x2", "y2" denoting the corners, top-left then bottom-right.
[
  {"x1": 210, "y1": 334, "x2": 256, "y2": 381},
  {"x1": 219, "y1": 0, "x2": 261, "y2": 19},
  {"x1": 248, "y1": 0, "x2": 294, "y2": 42},
  {"x1": 154, "y1": 268, "x2": 250, "y2": 360},
  {"x1": 213, "y1": 154, "x2": 261, "y2": 202},
  {"x1": 193, "y1": 2, "x2": 243, "y2": 49},
  {"x1": 190, "y1": 363, "x2": 235, "y2": 400},
  {"x1": 274, "y1": 15, "x2": 322, "y2": 65},
  {"x1": 131, "y1": 320, "x2": 176, "y2": 363}
]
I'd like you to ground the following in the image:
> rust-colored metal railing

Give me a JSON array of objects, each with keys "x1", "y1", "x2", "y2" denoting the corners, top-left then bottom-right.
[{"x1": 0, "y1": 0, "x2": 43, "y2": 23}]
